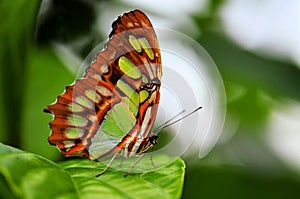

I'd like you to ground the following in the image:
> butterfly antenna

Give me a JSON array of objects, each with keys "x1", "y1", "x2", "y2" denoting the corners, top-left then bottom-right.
[
  {"x1": 154, "y1": 106, "x2": 202, "y2": 135},
  {"x1": 153, "y1": 109, "x2": 186, "y2": 134}
]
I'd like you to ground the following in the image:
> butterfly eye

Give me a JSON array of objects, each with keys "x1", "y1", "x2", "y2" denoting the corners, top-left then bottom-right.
[{"x1": 149, "y1": 135, "x2": 158, "y2": 145}]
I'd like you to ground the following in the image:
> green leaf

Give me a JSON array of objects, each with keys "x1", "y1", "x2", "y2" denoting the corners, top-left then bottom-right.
[
  {"x1": 0, "y1": 143, "x2": 185, "y2": 199},
  {"x1": 0, "y1": 143, "x2": 76, "y2": 199}
]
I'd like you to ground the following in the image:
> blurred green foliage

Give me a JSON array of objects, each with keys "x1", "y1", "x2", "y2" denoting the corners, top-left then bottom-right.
[
  {"x1": 1, "y1": 0, "x2": 300, "y2": 198},
  {"x1": 0, "y1": 0, "x2": 40, "y2": 147}
]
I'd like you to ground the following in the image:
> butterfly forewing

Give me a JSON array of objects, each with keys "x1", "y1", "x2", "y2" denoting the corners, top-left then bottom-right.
[{"x1": 45, "y1": 10, "x2": 162, "y2": 160}]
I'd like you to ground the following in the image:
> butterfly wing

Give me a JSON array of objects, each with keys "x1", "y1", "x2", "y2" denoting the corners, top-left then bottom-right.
[{"x1": 44, "y1": 10, "x2": 162, "y2": 160}]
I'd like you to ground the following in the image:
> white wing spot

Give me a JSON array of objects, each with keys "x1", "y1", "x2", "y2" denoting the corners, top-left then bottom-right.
[
  {"x1": 63, "y1": 140, "x2": 75, "y2": 148},
  {"x1": 88, "y1": 115, "x2": 98, "y2": 123},
  {"x1": 92, "y1": 56, "x2": 97, "y2": 64},
  {"x1": 141, "y1": 21, "x2": 147, "y2": 27},
  {"x1": 96, "y1": 85, "x2": 112, "y2": 97},
  {"x1": 92, "y1": 73, "x2": 102, "y2": 80},
  {"x1": 127, "y1": 22, "x2": 134, "y2": 28},
  {"x1": 110, "y1": 51, "x2": 117, "y2": 60},
  {"x1": 100, "y1": 65, "x2": 109, "y2": 74}
]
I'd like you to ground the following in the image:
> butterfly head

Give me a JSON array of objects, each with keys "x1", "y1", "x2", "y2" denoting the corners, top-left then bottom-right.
[
  {"x1": 149, "y1": 134, "x2": 158, "y2": 145},
  {"x1": 138, "y1": 133, "x2": 158, "y2": 154}
]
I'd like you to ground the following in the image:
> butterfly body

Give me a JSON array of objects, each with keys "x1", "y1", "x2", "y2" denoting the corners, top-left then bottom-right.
[{"x1": 44, "y1": 10, "x2": 162, "y2": 164}]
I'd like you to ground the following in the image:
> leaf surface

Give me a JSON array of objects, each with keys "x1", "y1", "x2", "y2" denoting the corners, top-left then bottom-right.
[{"x1": 0, "y1": 143, "x2": 185, "y2": 199}]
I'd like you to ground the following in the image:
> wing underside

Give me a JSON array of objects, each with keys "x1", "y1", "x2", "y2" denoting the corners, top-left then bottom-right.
[{"x1": 45, "y1": 10, "x2": 162, "y2": 160}]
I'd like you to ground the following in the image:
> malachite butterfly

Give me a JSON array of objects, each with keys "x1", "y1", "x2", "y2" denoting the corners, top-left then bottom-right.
[{"x1": 44, "y1": 10, "x2": 162, "y2": 176}]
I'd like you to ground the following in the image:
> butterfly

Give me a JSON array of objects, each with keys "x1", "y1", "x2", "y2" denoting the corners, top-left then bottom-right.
[{"x1": 44, "y1": 10, "x2": 162, "y2": 176}]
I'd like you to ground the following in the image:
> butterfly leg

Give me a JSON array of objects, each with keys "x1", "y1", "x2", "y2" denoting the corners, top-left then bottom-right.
[
  {"x1": 96, "y1": 153, "x2": 119, "y2": 177},
  {"x1": 150, "y1": 147, "x2": 157, "y2": 168},
  {"x1": 124, "y1": 153, "x2": 145, "y2": 177}
]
